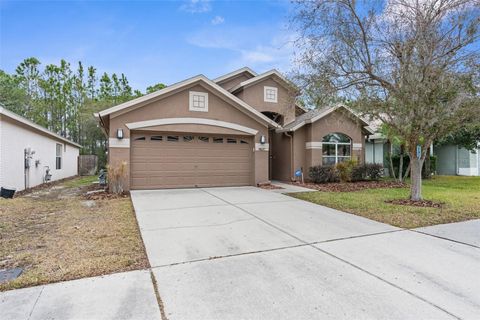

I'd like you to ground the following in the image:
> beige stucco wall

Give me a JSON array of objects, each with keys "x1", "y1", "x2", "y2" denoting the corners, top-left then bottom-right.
[
  {"x1": 306, "y1": 110, "x2": 365, "y2": 168},
  {"x1": 107, "y1": 82, "x2": 269, "y2": 190},
  {"x1": 217, "y1": 73, "x2": 253, "y2": 91},
  {"x1": 235, "y1": 78, "x2": 296, "y2": 125}
]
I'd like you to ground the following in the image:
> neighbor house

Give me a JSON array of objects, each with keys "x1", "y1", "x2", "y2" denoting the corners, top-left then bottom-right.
[
  {"x1": 96, "y1": 67, "x2": 372, "y2": 190},
  {"x1": 0, "y1": 106, "x2": 81, "y2": 191},
  {"x1": 365, "y1": 130, "x2": 480, "y2": 177}
]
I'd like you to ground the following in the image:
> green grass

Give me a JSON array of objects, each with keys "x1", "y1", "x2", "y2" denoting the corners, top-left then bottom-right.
[
  {"x1": 62, "y1": 175, "x2": 98, "y2": 188},
  {"x1": 290, "y1": 176, "x2": 480, "y2": 229}
]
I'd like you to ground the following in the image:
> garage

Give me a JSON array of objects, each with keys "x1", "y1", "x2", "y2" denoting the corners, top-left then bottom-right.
[{"x1": 130, "y1": 131, "x2": 253, "y2": 189}]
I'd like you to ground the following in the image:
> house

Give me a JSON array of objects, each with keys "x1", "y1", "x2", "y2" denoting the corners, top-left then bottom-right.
[
  {"x1": 0, "y1": 106, "x2": 81, "y2": 191},
  {"x1": 434, "y1": 145, "x2": 479, "y2": 176},
  {"x1": 365, "y1": 131, "x2": 480, "y2": 177},
  {"x1": 96, "y1": 67, "x2": 373, "y2": 190}
]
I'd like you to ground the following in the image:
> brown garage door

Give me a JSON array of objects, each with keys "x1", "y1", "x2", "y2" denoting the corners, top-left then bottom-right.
[{"x1": 130, "y1": 132, "x2": 253, "y2": 189}]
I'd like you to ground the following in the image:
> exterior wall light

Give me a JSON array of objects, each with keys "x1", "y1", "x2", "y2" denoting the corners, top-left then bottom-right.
[
  {"x1": 116, "y1": 128, "x2": 124, "y2": 140},
  {"x1": 260, "y1": 135, "x2": 266, "y2": 145}
]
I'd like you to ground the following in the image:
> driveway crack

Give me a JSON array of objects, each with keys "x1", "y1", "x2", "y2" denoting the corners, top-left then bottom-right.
[{"x1": 142, "y1": 218, "x2": 255, "y2": 232}]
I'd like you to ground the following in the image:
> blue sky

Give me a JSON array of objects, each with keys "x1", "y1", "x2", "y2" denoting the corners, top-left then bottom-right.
[{"x1": 0, "y1": 0, "x2": 296, "y2": 91}]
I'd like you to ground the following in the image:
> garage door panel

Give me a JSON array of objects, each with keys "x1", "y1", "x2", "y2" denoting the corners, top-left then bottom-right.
[{"x1": 131, "y1": 132, "x2": 253, "y2": 189}]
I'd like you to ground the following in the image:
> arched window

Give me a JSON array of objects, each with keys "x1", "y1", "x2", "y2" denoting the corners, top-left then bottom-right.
[{"x1": 322, "y1": 133, "x2": 351, "y2": 165}]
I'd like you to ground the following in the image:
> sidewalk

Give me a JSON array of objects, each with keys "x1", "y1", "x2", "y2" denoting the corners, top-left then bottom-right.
[{"x1": 0, "y1": 270, "x2": 161, "y2": 320}]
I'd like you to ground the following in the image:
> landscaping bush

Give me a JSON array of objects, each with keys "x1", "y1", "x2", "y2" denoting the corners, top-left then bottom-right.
[
  {"x1": 309, "y1": 166, "x2": 339, "y2": 183},
  {"x1": 310, "y1": 163, "x2": 383, "y2": 184},
  {"x1": 335, "y1": 160, "x2": 357, "y2": 182},
  {"x1": 364, "y1": 163, "x2": 383, "y2": 181}
]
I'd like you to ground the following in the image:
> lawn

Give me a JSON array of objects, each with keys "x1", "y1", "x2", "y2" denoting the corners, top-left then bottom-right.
[
  {"x1": 0, "y1": 176, "x2": 149, "y2": 291},
  {"x1": 290, "y1": 176, "x2": 480, "y2": 229}
]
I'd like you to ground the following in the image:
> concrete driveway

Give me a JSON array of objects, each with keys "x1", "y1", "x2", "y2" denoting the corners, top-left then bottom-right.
[{"x1": 131, "y1": 187, "x2": 480, "y2": 320}]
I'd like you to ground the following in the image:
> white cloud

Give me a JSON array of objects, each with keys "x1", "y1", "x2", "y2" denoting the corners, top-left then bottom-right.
[
  {"x1": 187, "y1": 25, "x2": 297, "y2": 73},
  {"x1": 211, "y1": 16, "x2": 225, "y2": 25},
  {"x1": 180, "y1": 0, "x2": 211, "y2": 13}
]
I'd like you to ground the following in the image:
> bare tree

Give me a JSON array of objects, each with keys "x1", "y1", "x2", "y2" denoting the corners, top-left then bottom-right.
[{"x1": 292, "y1": 0, "x2": 479, "y2": 200}]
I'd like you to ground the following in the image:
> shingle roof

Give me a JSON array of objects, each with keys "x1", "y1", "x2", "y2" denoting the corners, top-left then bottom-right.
[{"x1": 281, "y1": 106, "x2": 331, "y2": 131}]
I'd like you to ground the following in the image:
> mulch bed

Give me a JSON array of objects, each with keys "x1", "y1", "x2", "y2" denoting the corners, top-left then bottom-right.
[
  {"x1": 83, "y1": 190, "x2": 129, "y2": 200},
  {"x1": 257, "y1": 183, "x2": 284, "y2": 190},
  {"x1": 385, "y1": 199, "x2": 444, "y2": 208},
  {"x1": 291, "y1": 180, "x2": 406, "y2": 192}
]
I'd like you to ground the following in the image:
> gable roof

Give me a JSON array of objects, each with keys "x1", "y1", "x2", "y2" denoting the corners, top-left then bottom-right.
[
  {"x1": 96, "y1": 74, "x2": 280, "y2": 128},
  {"x1": 277, "y1": 104, "x2": 374, "y2": 133},
  {"x1": 0, "y1": 106, "x2": 82, "y2": 148},
  {"x1": 230, "y1": 69, "x2": 299, "y2": 94},
  {"x1": 213, "y1": 67, "x2": 257, "y2": 84}
]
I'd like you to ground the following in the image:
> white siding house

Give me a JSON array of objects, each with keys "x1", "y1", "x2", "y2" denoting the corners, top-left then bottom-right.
[{"x1": 0, "y1": 107, "x2": 81, "y2": 191}]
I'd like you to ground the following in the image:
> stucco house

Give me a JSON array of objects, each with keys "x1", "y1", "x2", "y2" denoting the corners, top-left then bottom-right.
[
  {"x1": 365, "y1": 130, "x2": 480, "y2": 177},
  {"x1": 0, "y1": 106, "x2": 81, "y2": 192},
  {"x1": 96, "y1": 67, "x2": 372, "y2": 190}
]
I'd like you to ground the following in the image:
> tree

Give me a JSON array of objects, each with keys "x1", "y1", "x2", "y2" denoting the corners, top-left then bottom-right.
[
  {"x1": 292, "y1": 0, "x2": 479, "y2": 201},
  {"x1": 437, "y1": 123, "x2": 480, "y2": 151},
  {"x1": 146, "y1": 83, "x2": 166, "y2": 94}
]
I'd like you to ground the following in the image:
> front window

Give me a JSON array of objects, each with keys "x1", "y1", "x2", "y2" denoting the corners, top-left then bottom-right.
[
  {"x1": 322, "y1": 133, "x2": 351, "y2": 165},
  {"x1": 56, "y1": 143, "x2": 62, "y2": 170}
]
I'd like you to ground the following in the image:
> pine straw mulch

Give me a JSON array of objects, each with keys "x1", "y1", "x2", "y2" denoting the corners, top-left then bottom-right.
[
  {"x1": 385, "y1": 199, "x2": 444, "y2": 208},
  {"x1": 257, "y1": 183, "x2": 284, "y2": 190},
  {"x1": 291, "y1": 180, "x2": 406, "y2": 192}
]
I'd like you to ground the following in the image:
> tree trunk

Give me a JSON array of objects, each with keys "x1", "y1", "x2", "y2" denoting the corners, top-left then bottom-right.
[
  {"x1": 409, "y1": 156, "x2": 424, "y2": 201},
  {"x1": 398, "y1": 153, "x2": 404, "y2": 183},
  {"x1": 388, "y1": 143, "x2": 397, "y2": 180}
]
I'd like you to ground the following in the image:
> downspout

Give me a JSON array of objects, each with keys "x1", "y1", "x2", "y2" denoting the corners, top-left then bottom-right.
[{"x1": 284, "y1": 131, "x2": 294, "y2": 181}]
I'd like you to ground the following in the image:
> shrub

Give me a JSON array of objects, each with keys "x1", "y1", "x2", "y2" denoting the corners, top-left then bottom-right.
[
  {"x1": 364, "y1": 163, "x2": 383, "y2": 181},
  {"x1": 309, "y1": 166, "x2": 339, "y2": 183},
  {"x1": 335, "y1": 160, "x2": 357, "y2": 182},
  {"x1": 107, "y1": 161, "x2": 128, "y2": 194},
  {"x1": 351, "y1": 165, "x2": 367, "y2": 182}
]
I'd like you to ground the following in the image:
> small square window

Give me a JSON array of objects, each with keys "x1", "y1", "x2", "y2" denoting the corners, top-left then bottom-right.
[
  {"x1": 189, "y1": 91, "x2": 208, "y2": 112},
  {"x1": 264, "y1": 86, "x2": 278, "y2": 103},
  {"x1": 198, "y1": 136, "x2": 209, "y2": 143},
  {"x1": 226, "y1": 138, "x2": 237, "y2": 144},
  {"x1": 151, "y1": 135, "x2": 163, "y2": 141},
  {"x1": 213, "y1": 137, "x2": 223, "y2": 143},
  {"x1": 167, "y1": 135, "x2": 179, "y2": 142},
  {"x1": 183, "y1": 135, "x2": 194, "y2": 142}
]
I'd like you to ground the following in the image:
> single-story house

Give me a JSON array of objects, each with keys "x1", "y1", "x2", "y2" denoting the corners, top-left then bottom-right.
[
  {"x1": 365, "y1": 131, "x2": 480, "y2": 177},
  {"x1": 96, "y1": 67, "x2": 372, "y2": 190},
  {"x1": 0, "y1": 106, "x2": 81, "y2": 191}
]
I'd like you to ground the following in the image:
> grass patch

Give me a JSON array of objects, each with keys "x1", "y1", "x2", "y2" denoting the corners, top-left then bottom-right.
[
  {"x1": 290, "y1": 176, "x2": 480, "y2": 229},
  {"x1": 0, "y1": 176, "x2": 148, "y2": 291},
  {"x1": 62, "y1": 175, "x2": 98, "y2": 188}
]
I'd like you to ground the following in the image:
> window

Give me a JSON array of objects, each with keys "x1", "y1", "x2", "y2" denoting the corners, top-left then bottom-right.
[
  {"x1": 150, "y1": 135, "x2": 163, "y2": 141},
  {"x1": 213, "y1": 137, "x2": 223, "y2": 143},
  {"x1": 321, "y1": 133, "x2": 351, "y2": 165},
  {"x1": 56, "y1": 144, "x2": 62, "y2": 170},
  {"x1": 167, "y1": 135, "x2": 179, "y2": 142},
  {"x1": 240, "y1": 140, "x2": 249, "y2": 144},
  {"x1": 189, "y1": 91, "x2": 208, "y2": 112},
  {"x1": 198, "y1": 136, "x2": 209, "y2": 143},
  {"x1": 134, "y1": 136, "x2": 146, "y2": 141},
  {"x1": 226, "y1": 138, "x2": 237, "y2": 144},
  {"x1": 264, "y1": 86, "x2": 278, "y2": 103},
  {"x1": 183, "y1": 135, "x2": 194, "y2": 142}
]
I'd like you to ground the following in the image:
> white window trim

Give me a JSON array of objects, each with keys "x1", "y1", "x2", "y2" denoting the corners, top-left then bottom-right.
[
  {"x1": 189, "y1": 91, "x2": 209, "y2": 112},
  {"x1": 322, "y1": 142, "x2": 352, "y2": 165},
  {"x1": 264, "y1": 86, "x2": 278, "y2": 103}
]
